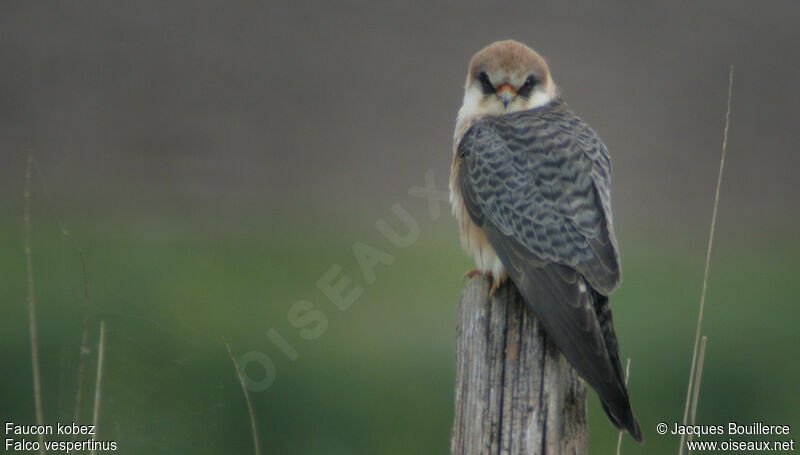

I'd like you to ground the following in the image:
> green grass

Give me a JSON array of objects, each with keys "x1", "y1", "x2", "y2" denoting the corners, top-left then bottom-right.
[{"x1": 2, "y1": 204, "x2": 798, "y2": 454}]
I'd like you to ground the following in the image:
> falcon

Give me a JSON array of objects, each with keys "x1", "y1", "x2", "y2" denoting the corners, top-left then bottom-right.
[{"x1": 449, "y1": 40, "x2": 642, "y2": 442}]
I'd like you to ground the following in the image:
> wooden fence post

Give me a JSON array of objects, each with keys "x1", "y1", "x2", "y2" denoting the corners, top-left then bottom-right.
[{"x1": 451, "y1": 275, "x2": 588, "y2": 455}]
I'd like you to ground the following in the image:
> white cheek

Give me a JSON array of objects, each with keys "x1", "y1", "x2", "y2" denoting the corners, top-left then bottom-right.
[
  {"x1": 524, "y1": 88, "x2": 556, "y2": 110},
  {"x1": 455, "y1": 87, "x2": 483, "y2": 131},
  {"x1": 456, "y1": 87, "x2": 506, "y2": 131}
]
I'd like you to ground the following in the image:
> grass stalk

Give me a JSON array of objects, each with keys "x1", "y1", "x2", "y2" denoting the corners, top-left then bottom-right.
[
  {"x1": 31, "y1": 160, "x2": 92, "y2": 425},
  {"x1": 689, "y1": 336, "x2": 708, "y2": 426},
  {"x1": 24, "y1": 154, "x2": 46, "y2": 455},
  {"x1": 90, "y1": 320, "x2": 106, "y2": 455},
  {"x1": 224, "y1": 339, "x2": 262, "y2": 455},
  {"x1": 616, "y1": 358, "x2": 631, "y2": 455},
  {"x1": 678, "y1": 66, "x2": 734, "y2": 455},
  {"x1": 685, "y1": 337, "x2": 708, "y2": 453}
]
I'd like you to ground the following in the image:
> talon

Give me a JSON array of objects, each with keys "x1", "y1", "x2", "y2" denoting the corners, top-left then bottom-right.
[
  {"x1": 489, "y1": 279, "x2": 500, "y2": 297},
  {"x1": 489, "y1": 273, "x2": 508, "y2": 298}
]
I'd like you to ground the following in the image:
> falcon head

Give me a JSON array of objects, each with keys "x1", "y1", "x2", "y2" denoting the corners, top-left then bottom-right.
[{"x1": 458, "y1": 40, "x2": 557, "y2": 123}]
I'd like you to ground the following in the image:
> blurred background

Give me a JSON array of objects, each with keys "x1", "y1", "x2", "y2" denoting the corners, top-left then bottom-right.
[{"x1": 1, "y1": 1, "x2": 798, "y2": 453}]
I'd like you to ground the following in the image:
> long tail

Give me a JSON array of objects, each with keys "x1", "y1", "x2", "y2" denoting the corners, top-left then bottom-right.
[
  {"x1": 478, "y1": 223, "x2": 643, "y2": 443},
  {"x1": 594, "y1": 289, "x2": 643, "y2": 443}
]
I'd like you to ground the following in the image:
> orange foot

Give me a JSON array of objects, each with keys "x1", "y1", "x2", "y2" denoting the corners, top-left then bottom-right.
[
  {"x1": 463, "y1": 268, "x2": 491, "y2": 280},
  {"x1": 463, "y1": 269, "x2": 503, "y2": 298}
]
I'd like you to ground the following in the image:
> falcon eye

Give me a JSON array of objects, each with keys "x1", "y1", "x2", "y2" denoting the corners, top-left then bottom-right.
[
  {"x1": 518, "y1": 76, "x2": 537, "y2": 97},
  {"x1": 477, "y1": 72, "x2": 495, "y2": 95}
]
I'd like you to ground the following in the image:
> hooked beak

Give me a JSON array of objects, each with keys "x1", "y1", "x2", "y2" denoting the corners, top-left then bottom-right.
[{"x1": 496, "y1": 83, "x2": 516, "y2": 108}]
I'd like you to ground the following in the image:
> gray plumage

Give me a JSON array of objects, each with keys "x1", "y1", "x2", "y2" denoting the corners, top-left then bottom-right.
[{"x1": 457, "y1": 99, "x2": 642, "y2": 442}]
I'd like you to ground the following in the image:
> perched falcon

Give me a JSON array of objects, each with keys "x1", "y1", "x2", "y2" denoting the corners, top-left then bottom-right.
[{"x1": 449, "y1": 40, "x2": 642, "y2": 443}]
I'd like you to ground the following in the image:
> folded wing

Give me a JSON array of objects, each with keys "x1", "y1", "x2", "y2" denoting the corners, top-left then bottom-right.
[{"x1": 457, "y1": 101, "x2": 641, "y2": 442}]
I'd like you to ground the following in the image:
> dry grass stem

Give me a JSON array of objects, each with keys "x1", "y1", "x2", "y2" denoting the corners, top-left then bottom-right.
[
  {"x1": 689, "y1": 336, "x2": 708, "y2": 427},
  {"x1": 90, "y1": 320, "x2": 106, "y2": 455},
  {"x1": 71, "y1": 244, "x2": 91, "y2": 426},
  {"x1": 24, "y1": 154, "x2": 46, "y2": 455},
  {"x1": 73, "y1": 327, "x2": 90, "y2": 425},
  {"x1": 678, "y1": 66, "x2": 734, "y2": 455},
  {"x1": 616, "y1": 358, "x2": 631, "y2": 455},
  {"x1": 32, "y1": 160, "x2": 92, "y2": 424},
  {"x1": 685, "y1": 337, "x2": 708, "y2": 451},
  {"x1": 224, "y1": 339, "x2": 262, "y2": 455}
]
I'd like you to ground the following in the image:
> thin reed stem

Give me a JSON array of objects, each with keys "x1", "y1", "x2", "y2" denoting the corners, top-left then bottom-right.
[
  {"x1": 224, "y1": 339, "x2": 262, "y2": 455},
  {"x1": 685, "y1": 337, "x2": 708, "y2": 452},
  {"x1": 679, "y1": 66, "x2": 733, "y2": 455},
  {"x1": 90, "y1": 320, "x2": 106, "y2": 455},
  {"x1": 689, "y1": 337, "x2": 708, "y2": 426},
  {"x1": 24, "y1": 153, "x2": 46, "y2": 455},
  {"x1": 616, "y1": 358, "x2": 631, "y2": 455},
  {"x1": 31, "y1": 160, "x2": 92, "y2": 425}
]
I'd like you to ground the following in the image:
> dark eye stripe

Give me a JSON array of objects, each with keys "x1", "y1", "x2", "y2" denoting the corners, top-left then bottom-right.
[
  {"x1": 477, "y1": 72, "x2": 495, "y2": 95},
  {"x1": 518, "y1": 76, "x2": 537, "y2": 98}
]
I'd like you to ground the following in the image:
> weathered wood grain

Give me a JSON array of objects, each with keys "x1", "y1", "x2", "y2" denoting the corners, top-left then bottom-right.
[{"x1": 451, "y1": 276, "x2": 587, "y2": 455}]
